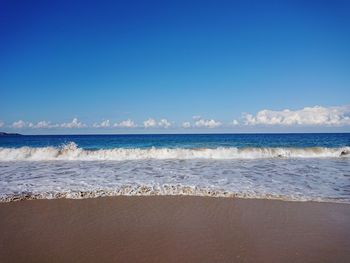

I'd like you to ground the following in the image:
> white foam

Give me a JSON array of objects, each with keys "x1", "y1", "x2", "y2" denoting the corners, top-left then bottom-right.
[
  {"x1": 0, "y1": 184, "x2": 333, "y2": 203},
  {"x1": 1, "y1": 157, "x2": 349, "y2": 203},
  {"x1": 0, "y1": 142, "x2": 349, "y2": 161}
]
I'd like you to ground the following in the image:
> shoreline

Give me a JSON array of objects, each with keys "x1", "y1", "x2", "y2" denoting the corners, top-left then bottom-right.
[
  {"x1": 1, "y1": 196, "x2": 350, "y2": 262},
  {"x1": 2, "y1": 191, "x2": 349, "y2": 204},
  {"x1": 1, "y1": 184, "x2": 349, "y2": 204}
]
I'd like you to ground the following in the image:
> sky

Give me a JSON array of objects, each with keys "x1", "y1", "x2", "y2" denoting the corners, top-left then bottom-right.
[{"x1": 0, "y1": 0, "x2": 350, "y2": 134}]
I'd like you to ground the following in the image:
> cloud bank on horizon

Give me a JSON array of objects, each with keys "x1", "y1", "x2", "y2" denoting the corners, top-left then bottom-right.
[
  {"x1": 1, "y1": 105, "x2": 350, "y2": 132},
  {"x1": 241, "y1": 105, "x2": 350, "y2": 127}
]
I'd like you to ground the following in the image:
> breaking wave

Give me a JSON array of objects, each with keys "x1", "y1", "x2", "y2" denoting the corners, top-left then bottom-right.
[{"x1": 0, "y1": 142, "x2": 349, "y2": 161}]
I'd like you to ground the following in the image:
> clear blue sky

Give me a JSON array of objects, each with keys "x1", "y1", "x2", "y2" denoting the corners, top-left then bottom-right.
[{"x1": 1, "y1": 0, "x2": 349, "y2": 133}]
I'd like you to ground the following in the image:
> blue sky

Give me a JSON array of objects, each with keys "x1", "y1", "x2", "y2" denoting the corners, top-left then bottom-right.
[{"x1": 1, "y1": 0, "x2": 349, "y2": 134}]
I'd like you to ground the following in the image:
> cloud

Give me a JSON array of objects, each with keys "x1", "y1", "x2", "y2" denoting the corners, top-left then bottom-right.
[
  {"x1": 143, "y1": 118, "x2": 157, "y2": 128},
  {"x1": 7, "y1": 105, "x2": 349, "y2": 131},
  {"x1": 93, "y1": 120, "x2": 110, "y2": 128},
  {"x1": 242, "y1": 105, "x2": 350, "y2": 126},
  {"x1": 192, "y1": 115, "x2": 201, "y2": 120},
  {"x1": 61, "y1": 118, "x2": 86, "y2": 128},
  {"x1": 158, "y1": 119, "x2": 171, "y2": 128},
  {"x1": 181, "y1": 121, "x2": 191, "y2": 128},
  {"x1": 0, "y1": 121, "x2": 4, "y2": 128},
  {"x1": 232, "y1": 120, "x2": 239, "y2": 125},
  {"x1": 29, "y1": 121, "x2": 59, "y2": 129},
  {"x1": 143, "y1": 118, "x2": 172, "y2": 128},
  {"x1": 114, "y1": 119, "x2": 137, "y2": 128},
  {"x1": 194, "y1": 119, "x2": 222, "y2": 128},
  {"x1": 181, "y1": 118, "x2": 222, "y2": 129},
  {"x1": 12, "y1": 120, "x2": 26, "y2": 128}
]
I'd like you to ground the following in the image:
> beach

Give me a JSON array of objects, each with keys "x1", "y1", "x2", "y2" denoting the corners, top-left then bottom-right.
[
  {"x1": 1, "y1": 196, "x2": 350, "y2": 263},
  {"x1": 2, "y1": 0, "x2": 350, "y2": 261},
  {"x1": 1, "y1": 134, "x2": 350, "y2": 262}
]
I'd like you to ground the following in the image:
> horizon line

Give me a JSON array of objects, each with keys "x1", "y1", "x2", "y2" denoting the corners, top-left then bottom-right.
[{"x1": 2, "y1": 131, "x2": 350, "y2": 136}]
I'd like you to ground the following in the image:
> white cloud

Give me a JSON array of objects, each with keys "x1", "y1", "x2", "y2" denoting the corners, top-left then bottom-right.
[
  {"x1": 0, "y1": 121, "x2": 4, "y2": 128},
  {"x1": 143, "y1": 118, "x2": 157, "y2": 128},
  {"x1": 29, "y1": 121, "x2": 59, "y2": 129},
  {"x1": 232, "y1": 120, "x2": 239, "y2": 125},
  {"x1": 192, "y1": 115, "x2": 201, "y2": 120},
  {"x1": 194, "y1": 119, "x2": 222, "y2": 128},
  {"x1": 143, "y1": 118, "x2": 172, "y2": 128},
  {"x1": 181, "y1": 121, "x2": 191, "y2": 128},
  {"x1": 61, "y1": 118, "x2": 86, "y2": 128},
  {"x1": 158, "y1": 119, "x2": 171, "y2": 128},
  {"x1": 114, "y1": 119, "x2": 137, "y2": 128},
  {"x1": 93, "y1": 120, "x2": 110, "y2": 128},
  {"x1": 242, "y1": 105, "x2": 350, "y2": 126},
  {"x1": 8, "y1": 105, "x2": 349, "y2": 131},
  {"x1": 12, "y1": 120, "x2": 26, "y2": 128}
]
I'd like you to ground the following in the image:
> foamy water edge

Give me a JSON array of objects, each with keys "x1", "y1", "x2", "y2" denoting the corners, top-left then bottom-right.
[{"x1": 1, "y1": 184, "x2": 347, "y2": 204}]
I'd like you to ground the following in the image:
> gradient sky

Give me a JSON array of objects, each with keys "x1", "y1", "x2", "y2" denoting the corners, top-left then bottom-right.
[{"x1": 1, "y1": 0, "x2": 350, "y2": 134}]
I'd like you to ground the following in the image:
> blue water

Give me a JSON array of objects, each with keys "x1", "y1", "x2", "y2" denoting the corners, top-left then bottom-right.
[
  {"x1": 1, "y1": 133, "x2": 349, "y2": 149},
  {"x1": 0, "y1": 133, "x2": 349, "y2": 203}
]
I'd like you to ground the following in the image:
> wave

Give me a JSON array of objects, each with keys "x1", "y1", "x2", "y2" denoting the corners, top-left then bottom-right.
[{"x1": 0, "y1": 142, "x2": 349, "y2": 161}]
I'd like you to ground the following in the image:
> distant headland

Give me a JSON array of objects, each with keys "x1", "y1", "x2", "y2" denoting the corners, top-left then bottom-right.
[{"x1": 0, "y1": 132, "x2": 22, "y2": 136}]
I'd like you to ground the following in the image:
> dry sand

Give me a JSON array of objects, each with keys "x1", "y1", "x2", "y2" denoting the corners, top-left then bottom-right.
[{"x1": 0, "y1": 196, "x2": 350, "y2": 263}]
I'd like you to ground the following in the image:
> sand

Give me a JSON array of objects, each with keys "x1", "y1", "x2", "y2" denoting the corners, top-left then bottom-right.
[{"x1": 0, "y1": 196, "x2": 350, "y2": 263}]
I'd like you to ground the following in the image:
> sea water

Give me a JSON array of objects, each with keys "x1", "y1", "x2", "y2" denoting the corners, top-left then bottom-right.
[{"x1": 0, "y1": 133, "x2": 349, "y2": 202}]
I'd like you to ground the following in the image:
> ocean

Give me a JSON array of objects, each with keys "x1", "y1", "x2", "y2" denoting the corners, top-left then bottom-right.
[{"x1": 0, "y1": 133, "x2": 349, "y2": 203}]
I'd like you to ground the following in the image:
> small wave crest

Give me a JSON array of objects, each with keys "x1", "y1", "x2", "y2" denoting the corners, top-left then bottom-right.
[{"x1": 0, "y1": 142, "x2": 349, "y2": 161}]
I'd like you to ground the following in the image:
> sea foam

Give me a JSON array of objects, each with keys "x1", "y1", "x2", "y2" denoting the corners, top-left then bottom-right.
[
  {"x1": 0, "y1": 142, "x2": 349, "y2": 161},
  {"x1": 1, "y1": 156, "x2": 349, "y2": 203}
]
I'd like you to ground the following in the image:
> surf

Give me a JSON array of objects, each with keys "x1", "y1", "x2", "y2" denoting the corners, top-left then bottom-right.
[{"x1": 0, "y1": 142, "x2": 349, "y2": 161}]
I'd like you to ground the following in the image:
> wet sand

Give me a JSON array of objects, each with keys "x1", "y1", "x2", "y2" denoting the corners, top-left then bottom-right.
[{"x1": 0, "y1": 196, "x2": 350, "y2": 263}]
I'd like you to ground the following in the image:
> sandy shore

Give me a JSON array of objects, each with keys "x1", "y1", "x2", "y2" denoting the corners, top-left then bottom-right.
[{"x1": 0, "y1": 196, "x2": 349, "y2": 263}]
